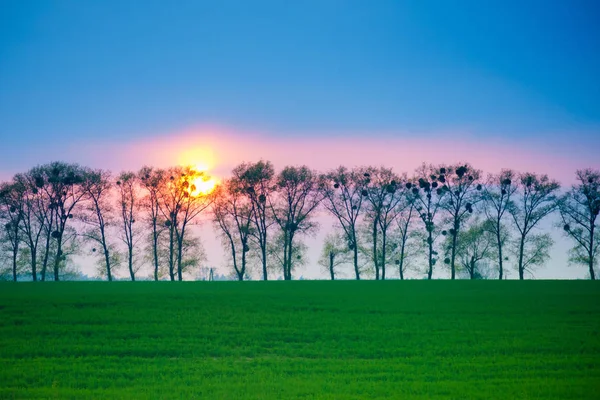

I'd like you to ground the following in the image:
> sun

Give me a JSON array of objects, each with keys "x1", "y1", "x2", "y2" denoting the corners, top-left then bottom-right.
[{"x1": 188, "y1": 165, "x2": 217, "y2": 196}]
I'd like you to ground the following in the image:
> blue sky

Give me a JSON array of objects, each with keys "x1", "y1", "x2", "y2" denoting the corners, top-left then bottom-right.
[{"x1": 1, "y1": 0, "x2": 599, "y2": 153}]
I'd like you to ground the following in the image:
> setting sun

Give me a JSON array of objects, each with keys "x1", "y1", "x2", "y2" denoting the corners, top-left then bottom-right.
[{"x1": 185, "y1": 164, "x2": 218, "y2": 196}]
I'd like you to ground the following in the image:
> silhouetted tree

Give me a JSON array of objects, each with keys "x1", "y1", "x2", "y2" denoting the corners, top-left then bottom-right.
[
  {"x1": 11, "y1": 173, "x2": 47, "y2": 281},
  {"x1": 270, "y1": 166, "x2": 321, "y2": 280},
  {"x1": 212, "y1": 179, "x2": 254, "y2": 281},
  {"x1": 439, "y1": 163, "x2": 482, "y2": 279},
  {"x1": 116, "y1": 172, "x2": 142, "y2": 281},
  {"x1": 321, "y1": 166, "x2": 369, "y2": 280},
  {"x1": 362, "y1": 167, "x2": 405, "y2": 280},
  {"x1": 138, "y1": 167, "x2": 165, "y2": 281},
  {"x1": 559, "y1": 169, "x2": 600, "y2": 280},
  {"x1": 232, "y1": 160, "x2": 275, "y2": 280},
  {"x1": 482, "y1": 170, "x2": 517, "y2": 279},
  {"x1": 30, "y1": 162, "x2": 88, "y2": 281},
  {"x1": 509, "y1": 172, "x2": 560, "y2": 279},
  {"x1": 80, "y1": 169, "x2": 116, "y2": 281},
  {"x1": 390, "y1": 194, "x2": 418, "y2": 280},
  {"x1": 411, "y1": 164, "x2": 448, "y2": 279},
  {"x1": 0, "y1": 181, "x2": 24, "y2": 281}
]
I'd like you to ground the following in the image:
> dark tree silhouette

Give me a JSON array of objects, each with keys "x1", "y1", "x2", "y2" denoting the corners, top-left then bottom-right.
[
  {"x1": 320, "y1": 166, "x2": 369, "y2": 280},
  {"x1": 138, "y1": 167, "x2": 165, "y2": 281},
  {"x1": 29, "y1": 162, "x2": 88, "y2": 281},
  {"x1": 80, "y1": 169, "x2": 116, "y2": 281},
  {"x1": 482, "y1": 170, "x2": 517, "y2": 280},
  {"x1": 439, "y1": 163, "x2": 482, "y2": 279},
  {"x1": 411, "y1": 164, "x2": 448, "y2": 280},
  {"x1": 362, "y1": 167, "x2": 405, "y2": 280},
  {"x1": 509, "y1": 172, "x2": 560, "y2": 280},
  {"x1": 117, "y1": 171, "x2": 142, "y2": 281},
  {"x1": 212, "y1": 178, "x2": 254, "y2": 281},
  {"x1": 391, "y1": 191, "x2": 417, "y2": 280},
  {"x1": 559, "y1": 169, "x2": 600, "y2": 280},
  {"x1": 0, "y1": 181, "x2": 24, "y2": 281},
  {"x1": 232, "y1": 160, "x2": 275, "y2": 280},
  {"x1": 270, "y1": 166, "x2": 321, "y2": 280}
]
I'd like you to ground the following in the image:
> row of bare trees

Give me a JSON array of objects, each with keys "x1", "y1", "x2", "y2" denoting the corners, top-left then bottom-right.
[{"x1": 1, "y1": 161, "x2": 598, "y2": 281}]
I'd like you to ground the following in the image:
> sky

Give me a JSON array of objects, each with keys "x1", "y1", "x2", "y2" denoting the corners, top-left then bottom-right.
[{"x1": 1, "y1": 0, "x2": 599, "y2": 279}]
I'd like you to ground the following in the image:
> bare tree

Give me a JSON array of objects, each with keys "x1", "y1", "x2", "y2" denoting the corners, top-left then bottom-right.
[
  {"x1": 270, "y1": 166, "x2": 321, "y2": 280},
  {"x1": 232, "y1": 160, "x2": 275, "y2": 280},
  {"x1": 482, "y1": 170, "x2": 517, "y2": 279},
  {"x1": 0, "y1": 181, "x2": 24, "y2": 281},
  {"x1": 320, "y1": 166, "x2": 369, "y2": 280},
  {"x1": 509, "y1": 172, "x2": 560, "y2": 279},
  {"x1": 439, "y1": 163, "x2": 482, "y2": 279},
  {"x1": 116, "y1": 172, "x2": 142, "y2": 281},
  {"x1": 80, "y1": 169, "x2": 116, "y2": 281},
  {"x1": 212, "y1": 179, "x2": 254, "y2": 281},
  {"x1": 411, "y1": 164, "x2": 448, "y2": 279},
  {"x1": 138, "y1": 167, "x2": 165, "y2": 281},
  {"x1": 12, "y1": 173, "x2": 48, "y2": 281},
  {"x1": 362, "y1": 167, "x2": 404, "y2": 280},
  {"x1": 559, "y1": 169, "x2": 600, "y2": 279},
  {"x1": 30, "y1": 162, "x2": 88, "y2": 281},
  {"x1": 318, "y1": 232, "x2": 351, "y2": 280},
  {"x1": 390, "y1": 195, "x2": 418, "y2": 280},
  {"x1": 158, "y1": 167, "x2": 213, "y2": 281}
]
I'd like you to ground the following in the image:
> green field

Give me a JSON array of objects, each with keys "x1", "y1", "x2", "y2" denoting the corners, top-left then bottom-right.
[{"x1": 1, "y1": 281, "x2": 599, "y2": 399}]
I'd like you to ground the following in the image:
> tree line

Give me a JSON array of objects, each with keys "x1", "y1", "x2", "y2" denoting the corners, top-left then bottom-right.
[{"x1": 0, "y1": 161, "x2": 598, "y2": 281}]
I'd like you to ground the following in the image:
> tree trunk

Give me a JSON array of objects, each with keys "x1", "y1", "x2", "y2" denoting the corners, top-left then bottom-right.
[
  {"x1": 261, "y1": 239, "x2": 268, "y2": 281},
  {"x1": 12, "y1": 245, "x2": 18, "y2": 282},
  {"x1": 168, "y1": 225, "x2": 175, "y2": 281},
  {"x1": 53, "y1": 235, "x2": 63, "y2": 281},
  {"x1": 31, "y1": 248, "x2": 37, "y2": 281},
  {"x1": 329, "y1": 251, "x2": 335, "y2": 280},
  {"x1": 518, "y1": 234, "x2": 526, "y2": 280},
  {"x1": 450, "y1": 220, "x2": 459, "y2": 280},
  {"x1": 152, "y1": 225, "x2": 159, "y2": 281},
  {"x1": 381, "y1": 231, "x2": 387, "y2": 280},
  {"x1": 427, "y1": 231, "x2": 433, "y2": 280},
  {"x1": 399, "y1": 232, "x2": 407, "y2": 280},
  {"x1": 41, "y1": 233, "x2": 51, "y2": 281},
  {"x1": 128, "y1": 245, "x2": 135, "y2": 281},
  {"x1": 496, "y1": 219, "x2": 503, "y2": 280},
  {"x1": 589, "y1": 223, "x2": 596, "y2": 280},
  {"x1": 372, "y1": 218, "x2": 379, "y2": 280},
  {"x1": 352, "y1": 229, "x2": 360, "y2": 280}
]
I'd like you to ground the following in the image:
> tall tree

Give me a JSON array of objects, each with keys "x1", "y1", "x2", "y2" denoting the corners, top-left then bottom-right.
[
  {"x1": 362, "y1": 167, "x2": 404, "y2": 280},
  {"x1": 390, "y1": 195, "x2": 418, "y2": 280},
  {"x1": 320, "y1": 166, "x2": 369, "y2": 280},
  {"x1": 138, "y1": 167, "x2": 165, "y2": 281},
  {"x1": 232, "y1": 160, "x2": 275, "y2": 280},
  {"x1": 13, "y1": 173, "x2": 47, "y2": 281},
  {"x1": 270, "y1": 166, "x2": 321, "y2": 280},
  {"x1": 559, "y1": 169, "x2": 600, "y2": 280},
  {"x1": 158, "y1": 167, "x2": 213, "y2": 281},
  {"x1": 30, "y1": 162, "x2": 88, "y2": 281},
  {"x1": 509, "y1": 172, "x2": 560, "y2": 279},
  {"x1": 0, "y1": 182, "x2": 24, "y2": 281},
  {"x1": 439, "y1": 163, "x2": 482, "y2": 279},
  {"x1": 116, "y1": 172, "x2": 142, "y2": 281},
  {"x1": 482, "y1": 170, "x2": 517, "y2": 280},
  {"x1": 212, "y1": 179, "x2": 254, "y2": 281},
  {"x1": 80, "y1": 169, "x2": 116, "y2": 281},
  {"x1": 411, "y1": 165, "x2": 448, "y2": 279}
]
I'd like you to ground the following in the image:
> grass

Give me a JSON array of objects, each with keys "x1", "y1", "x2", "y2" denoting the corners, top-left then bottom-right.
[{"x1": 0, "y1": 280, "x2": 599, "y2": 399}]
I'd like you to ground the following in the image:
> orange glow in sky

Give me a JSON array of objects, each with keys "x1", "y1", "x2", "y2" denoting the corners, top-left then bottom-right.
[{"x1": 189, "y1": 169, "x2": 217, "y2": 196}]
